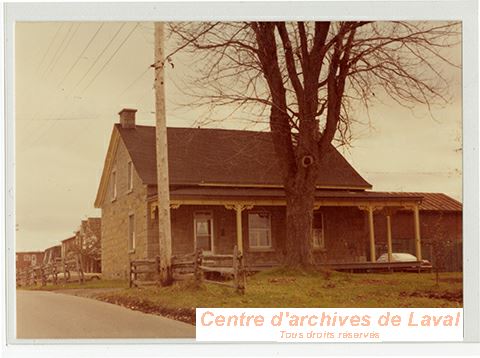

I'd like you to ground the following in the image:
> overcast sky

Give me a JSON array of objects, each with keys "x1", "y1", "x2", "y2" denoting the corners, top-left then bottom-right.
[{"x1": 15, "y1": 22, "x2": 462, "y2": 252}]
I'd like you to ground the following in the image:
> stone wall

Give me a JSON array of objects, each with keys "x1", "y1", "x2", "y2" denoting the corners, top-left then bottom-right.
[{"x1": 100, "y1": 136, "x2": 149, "y2": 279}]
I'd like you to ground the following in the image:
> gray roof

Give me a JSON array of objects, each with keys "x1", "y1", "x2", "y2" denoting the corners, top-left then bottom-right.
[{"x1": 116, "y1": 124, "x2": 372, "y2": 189}]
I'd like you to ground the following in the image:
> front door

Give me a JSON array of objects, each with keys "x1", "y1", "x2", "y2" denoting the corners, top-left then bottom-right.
[{"x1": 194, "y1": 211, "x2": 214, "y2": 254}]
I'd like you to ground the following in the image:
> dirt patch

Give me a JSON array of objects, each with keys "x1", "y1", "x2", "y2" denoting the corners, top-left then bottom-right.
[
  {"x1": 400, "y1": 290, "x2": 462, "y2": 303},
  {"x1": 55, "y1": 288, "x2": 125, "y2": 298},
  {"x1": 95, "y1": 295, "x2": 196, "y2": 325}
]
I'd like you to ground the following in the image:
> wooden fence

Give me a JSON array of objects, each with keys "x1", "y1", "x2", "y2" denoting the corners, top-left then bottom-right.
[
  {"x1": 16, "y1": 256, "x2": 84, "y2": 287},
  {"x1": 129, "y1": 246, "x2": 246, "y2": 293}
]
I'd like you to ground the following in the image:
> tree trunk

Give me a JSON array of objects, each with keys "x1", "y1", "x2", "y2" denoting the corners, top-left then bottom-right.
[{"x1": 284, "y1": 172, "x2": 317, "y2": 267}]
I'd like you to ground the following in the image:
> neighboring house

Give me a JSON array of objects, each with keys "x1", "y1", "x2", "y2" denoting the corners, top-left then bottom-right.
[
  {"x1": 75, "y1": 217, "x2": 102, "y2": 273},
  {"x1": 61, "y1": 218, "x2": 102, "y2": 273},
  {"x1": 61, "y1": 236, "x2": 78, "y2": 259},
  {"x1": 95, "y1": 109, "x2": 463, "y2": 279},
  {"x1": 43, "y1": 245, "x2": 62, "y2": 265},
  {"x1": 16, "y1": 251, "x2": 44, "y2": 271}
]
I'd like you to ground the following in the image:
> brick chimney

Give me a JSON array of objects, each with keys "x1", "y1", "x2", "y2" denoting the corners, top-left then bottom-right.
[{"x1": 119, "y1": 108, "x2": 137, "y2": 129}]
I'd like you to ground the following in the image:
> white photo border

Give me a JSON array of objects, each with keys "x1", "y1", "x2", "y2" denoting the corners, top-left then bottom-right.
[{"x1": 2, "y1": 0, "x2": 479, "y2": 356}]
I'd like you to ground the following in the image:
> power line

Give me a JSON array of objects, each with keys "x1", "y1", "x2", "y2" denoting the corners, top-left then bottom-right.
[
  {"x1": 35, "y1": 23, "x2": 64, "y2": 74},
  {"x1": 25, "y1": 23, "x2": 127, "y2": 134},
  {"x1": 67, "y1": 23, "x2": 126, "y2": 94},
  {"x1": 116, "y1": 65, "x2": 150, "y2": 99},
  {"x1": 44, "y1": 23, "x2": 82, "y2": 79},
  {"x1": 41, "y1": 23, "x2": 75, "y2": 78},
  {"x1": 19, "y1": 23, "x2": 138, "y2": 151},
  {"x1": 57, "y1": 23, "x2": 105, "y2": 87},
  {"x1": 80, "y1": 23, "x2": 140, "y2": 95}
]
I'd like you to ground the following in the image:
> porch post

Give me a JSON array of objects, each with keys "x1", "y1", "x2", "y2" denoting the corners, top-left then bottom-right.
[
  {"x1": 235, "y1": 204, "x2": 244, "y2": 254},
  {"x1": 367, "y1": 206, "x2": 376, "y2": 262},
  {"x1": 386, "y1": 214, "x2": 393, "y2": 262},
  {"x1": 413, "y1": 205, "x2": 422, "y2": 260}
]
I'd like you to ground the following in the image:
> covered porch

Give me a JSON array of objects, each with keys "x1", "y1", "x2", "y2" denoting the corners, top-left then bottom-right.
[{"x1": 150, "y1": 187, "x2": 425, "y2": 269}]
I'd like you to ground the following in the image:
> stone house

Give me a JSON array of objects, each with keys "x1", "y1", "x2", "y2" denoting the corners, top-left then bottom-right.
[{"x1": 95, "y1": 109, "x2": 463, "y2": 279}]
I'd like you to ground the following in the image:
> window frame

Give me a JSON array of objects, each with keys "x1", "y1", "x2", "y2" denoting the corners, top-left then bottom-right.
[
  {"x1": 128, "y1": 213, "x2": 136, "y2": 253},
  {"x1": 248, "y1": 211, "x2": 272, "y2": 250},
  {"x1": 194, "y1": 211, "x2": 214, "y2": 254},
  {"x1": 127, "y1": 160, "x2": 133, "y2": 193},
  {"x1": 111, "y1": 169, "x2": 117, "y2": 201},
  {"x1": 312, "y1": 211, "x2": 326, "y2": 250}
]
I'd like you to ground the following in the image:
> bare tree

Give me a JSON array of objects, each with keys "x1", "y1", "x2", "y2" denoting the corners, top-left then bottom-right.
[{"x1": 167, "y1": 21, "x2": 460, "y2": 266}]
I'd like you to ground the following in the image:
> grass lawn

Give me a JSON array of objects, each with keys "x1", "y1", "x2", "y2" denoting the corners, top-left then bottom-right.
[
  {"x1": 19, "y1": 269, "x2": 461, "y2": 324},
  {"x1": 88, "y1": 268, "x2": 462, "y2": 324}
]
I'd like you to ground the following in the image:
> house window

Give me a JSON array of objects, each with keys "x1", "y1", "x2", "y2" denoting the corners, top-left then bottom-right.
[
  {"x1": 194, "y1": 212, "x2": 213, "y2": 253},
  {"x1": 312, "y1": 212, "x2": 325, "y2": 249},
  {"x1": 128, "y1": 214, "x2": 135, "y2": 252},
  {"x1": 248, "y1": 212, "x2": 272, "y2": 249},
  {"x1": 127, "y1": 161, "x2": 133, "y2": 192},
  {"x1": 23, "y1": 255, "x2": 30, "y2": 262},
  {"x1": 31, "y1": 255, "x2": 37, "y2": 266},
  {"x1": 111, "y1": 170, "x2": 117, "y2": 200}
]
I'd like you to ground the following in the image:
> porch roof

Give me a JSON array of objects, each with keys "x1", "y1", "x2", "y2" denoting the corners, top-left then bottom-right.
[
  {"x1": 154, "y1": 187, "x2": 460, "y2": 212},
  {"x1": 146, "y1": 187, "x2": 429, "y2": 208},
  {"x1": 168, "y1": 186, "x2": 420, "y2": 200}
]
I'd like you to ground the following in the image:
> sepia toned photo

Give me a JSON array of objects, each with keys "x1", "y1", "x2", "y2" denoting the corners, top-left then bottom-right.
[{"x1": 14, "y1": 18, "x2": 462, "y2": 340}]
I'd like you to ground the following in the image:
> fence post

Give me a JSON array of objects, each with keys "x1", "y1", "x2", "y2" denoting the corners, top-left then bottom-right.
[
  {"x1": 237, "y1": 246, "x2": 246, "y2": 294},
  {"x1": 41, "y1": 265, "x2": 46, "y2": 287},
  {"x1": 194, "y1": 248, "x2": 203, "y2": 286},
  {"x1": 79, "y1": 255, "x2": 85, "y2": 283},
  {"x1": 232, "y1": 245, "x2": 239, "y2": 292},
  {"x1": 29, "y1": 268, "x2": 34, "y2": 286},
  {"x1": 52, "y1": 263, "x2": 57, "y2": 285},
  {"x1": 134, "y1": 262, "x2": 138, "y2": 283},
  {"x1": 128, "y1": 260, "x2": 133, "y2": 288},
  {"x1": 156, "y1": 256, "x2": 161, "y2": 285},
  {"x1": 63, "y1": 259, "x2": 68, "y2": 284},
  {"x1": 75, "y1": 255, "x2": 84, "y2": 284}
]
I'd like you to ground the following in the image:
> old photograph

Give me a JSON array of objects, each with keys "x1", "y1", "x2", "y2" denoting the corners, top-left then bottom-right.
[{"x1": 14, "y1": 20, "x2": 462, "y2": 339}]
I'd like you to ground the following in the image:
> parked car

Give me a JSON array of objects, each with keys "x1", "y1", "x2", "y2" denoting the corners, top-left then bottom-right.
[
  {"x1": 377, "y1": 253, "x2": 433, "y2": 272},
  {"x1": 51, "y1": 271, "x2": 102, "y2": 283}
]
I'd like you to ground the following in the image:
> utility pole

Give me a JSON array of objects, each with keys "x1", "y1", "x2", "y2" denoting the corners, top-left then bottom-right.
[{"x1": 154, "y1": 22, "x2": 172, "y2": 285}]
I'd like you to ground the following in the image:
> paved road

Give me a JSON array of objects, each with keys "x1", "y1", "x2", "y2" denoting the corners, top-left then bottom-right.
[{"x1": 16, "y1": 290, "x2": 195, "y2": 339}]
